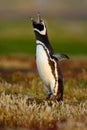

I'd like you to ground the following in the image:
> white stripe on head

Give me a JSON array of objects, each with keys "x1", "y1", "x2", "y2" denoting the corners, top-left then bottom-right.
[{"x1": 34, "y1": 25, "x2": 46, "y2": 35}]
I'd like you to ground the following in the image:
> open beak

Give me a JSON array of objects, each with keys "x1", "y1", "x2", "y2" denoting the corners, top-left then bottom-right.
[
  {"x1": 31, "y1": 13, "x2": 42, "y2": 24},
  {"x1": 37, "y1": 13, "x2": 42, "y2": 23}
]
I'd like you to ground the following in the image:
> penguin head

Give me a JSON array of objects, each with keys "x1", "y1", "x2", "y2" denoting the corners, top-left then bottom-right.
[{"x1": 31, "y1": 14, "x2": 47, "y2": 35}]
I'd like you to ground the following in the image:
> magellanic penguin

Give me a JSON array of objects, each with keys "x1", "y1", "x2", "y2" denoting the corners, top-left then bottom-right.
[{"x1": 31, "y1": 14, "x2": 69, "y2": 101}]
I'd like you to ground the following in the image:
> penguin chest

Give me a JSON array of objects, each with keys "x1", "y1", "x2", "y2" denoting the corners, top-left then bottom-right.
[{"x1": 36, "y1": 45, "x2": 54, "y2": 86}]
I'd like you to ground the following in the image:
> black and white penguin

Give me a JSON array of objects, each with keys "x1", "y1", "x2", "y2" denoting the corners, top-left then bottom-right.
[{"x1": 31, "y1": 14, "x2": 69, "y2": 101}]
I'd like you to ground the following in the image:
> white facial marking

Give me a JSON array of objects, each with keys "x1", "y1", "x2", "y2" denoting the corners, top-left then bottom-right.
[
  {"x1": 34, "y1": 26, "x2": 46, "y2": 35},
  {"x1": 34, "y1": 21, "x2": 46, "y2": 35}
]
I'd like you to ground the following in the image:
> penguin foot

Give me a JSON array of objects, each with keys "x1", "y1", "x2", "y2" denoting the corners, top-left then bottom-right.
[
  {"x1": 56, "y1": 93, "x2": 63, "y2": 102},
  {"x1": 49, "y1": 94, "x2": 63, "y2": 102},
  {"x1": 50, "y1": 95, "x2": 57, "y2": 101},
  {"x1": 46, "y1": 93, "x2": 52, "y2": 100}
]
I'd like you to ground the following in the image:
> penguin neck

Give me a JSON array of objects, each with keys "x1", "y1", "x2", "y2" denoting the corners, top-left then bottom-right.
[{"x1": 35, "y1": 31, "x2": 54, "y2": 55}]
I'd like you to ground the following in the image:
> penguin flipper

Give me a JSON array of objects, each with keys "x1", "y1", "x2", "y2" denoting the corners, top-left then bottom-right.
[{"x1": 53, "y1": 53, "x2": 69, "y2": 61}]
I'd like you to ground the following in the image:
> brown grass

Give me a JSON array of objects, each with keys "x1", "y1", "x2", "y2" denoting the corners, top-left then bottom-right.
[{"x1": 0, "y1": 56, "x2": 87, "y2": 130}]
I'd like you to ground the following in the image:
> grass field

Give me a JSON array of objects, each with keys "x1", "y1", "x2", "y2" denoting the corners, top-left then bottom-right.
[
  {"x1": 0, "y1": 18, "x2": 87, "y2": 129},
  {"x1": 0, "y1": 19, "x2": 87, "y2": 56},
  {"x1": 0, "y1": 56, "x2": 87, "y2": 130}
]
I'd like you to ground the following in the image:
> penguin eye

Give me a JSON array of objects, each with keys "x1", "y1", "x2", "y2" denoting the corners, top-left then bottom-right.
[{"x1": 36, "y1": 23, "x2": 44, "y2": 31}]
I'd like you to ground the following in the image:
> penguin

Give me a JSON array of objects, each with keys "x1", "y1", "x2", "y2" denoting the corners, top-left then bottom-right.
[{"x1": 31, "y1": 14, "x2": 69, "y2": 101}]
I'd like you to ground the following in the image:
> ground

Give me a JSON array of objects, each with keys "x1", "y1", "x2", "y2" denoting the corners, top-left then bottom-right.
[{"x1": 0, "y1": 56, "x2": 87, "y2": 130}]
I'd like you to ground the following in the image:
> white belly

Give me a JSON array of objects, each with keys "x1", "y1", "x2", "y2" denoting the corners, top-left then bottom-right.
[{"x1": 36, "y1": 45, "x2": 54, "y2": 86}]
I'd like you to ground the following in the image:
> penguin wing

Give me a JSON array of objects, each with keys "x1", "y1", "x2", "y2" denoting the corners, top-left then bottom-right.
[{"x1": 53, "y1": 53, "x2": 69, "y2": 61}]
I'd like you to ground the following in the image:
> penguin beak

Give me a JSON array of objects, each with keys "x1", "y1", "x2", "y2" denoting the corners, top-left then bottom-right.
[
  {"x1": 37, "y1": 13, "x2": 42, "y2": 23},
  {"x1": 30, "y1": 17, "x2": 36, "y2": 24},
  {"x1": 31, "y1": 13, "x2": 42, "y2": 25},
  {"x1": 30, "y1": 17, "x2": 37, "y2": 28},
  {"x1": 31, "y1": 13, "x2": 45, "y2": 32}
]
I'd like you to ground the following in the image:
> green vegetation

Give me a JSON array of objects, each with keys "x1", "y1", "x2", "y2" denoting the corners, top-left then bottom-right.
[
  {"x1": 0, "y1": 19, "x2": 87, "y2": 56},
  {"x1": 0, "y1": 38, "x2": 35, "y2": 54},
  {"x1": 0, "y1": 18, "x2": 87, "y2": 129},
  {"x1": 0, "y1": 38, "x2": 87, "y2": 56}
]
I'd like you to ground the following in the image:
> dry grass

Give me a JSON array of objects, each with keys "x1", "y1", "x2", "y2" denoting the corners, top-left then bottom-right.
[
  {"x1": 0, "y1": 56, "x2": 87, "y2": 130},
  {"x1": 0, "y1": 91, "x2": 87, "y2": 130}
]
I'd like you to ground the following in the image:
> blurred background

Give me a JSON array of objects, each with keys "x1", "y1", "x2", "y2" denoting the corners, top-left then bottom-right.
[
  {"x1": 0, "y1": 0, "x2": 87, "y2": 57},
  {"x1": 0, "y1": 1, "x2": 87, "y2": 129}
]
